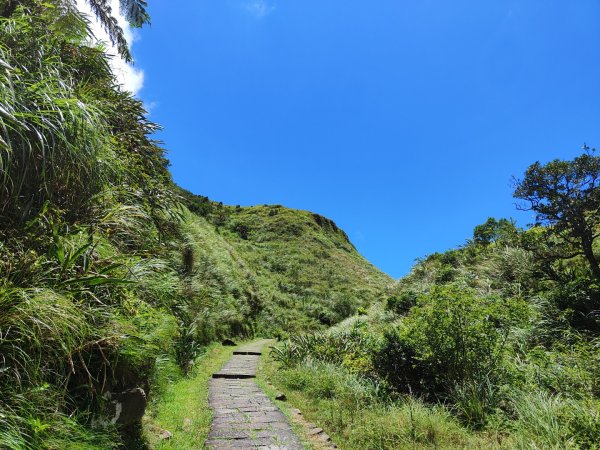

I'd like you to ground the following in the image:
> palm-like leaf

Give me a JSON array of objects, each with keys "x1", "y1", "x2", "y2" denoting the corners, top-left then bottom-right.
[
  {"x1": 83, "y1": 0, "x2": 132, "y2": 61},
  {"x1": 120, "y1": 0, "x2": 149, "y2": 27},
  {"x1": 1, "y1": 0, "x2": 150, "y2": 62},
  {"x1": 83, "y1": 0, "x2": 150, "y2": 62}
]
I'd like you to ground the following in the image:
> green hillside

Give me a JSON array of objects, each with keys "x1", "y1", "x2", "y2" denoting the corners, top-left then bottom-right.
[
  {"x1": 179, "y1": 191, "x2": 391, "y2": 334},
  {"x1": 224, "y1": 204, "x2": 390, "y2": 334},
  {"x1": 0, "y1": 191, "x2": 390, "y2": 449}
]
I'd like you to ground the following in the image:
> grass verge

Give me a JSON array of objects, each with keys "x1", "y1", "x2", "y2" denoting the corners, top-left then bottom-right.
[
  {"x1": 143, "y1": 343, "x2": 236, "y2": 449},
  {"x1": 259, "y1": 349, "x2": 502, "y2": 450},
  {"x1": 256, "y1": 348, "x2": 316, "y2": 450}
]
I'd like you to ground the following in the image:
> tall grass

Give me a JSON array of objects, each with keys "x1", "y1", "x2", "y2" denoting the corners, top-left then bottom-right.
[
  {"x1": 505, "y1": 389, "x2": 600, "y2": 449},
  {"x1": 262, "y1": 358, "x2": 490, "y2": 450},
  {"x1": 0, "y1": 12, "x2": 112, "y2": 225},
  {"x1": 0, "y1": 286, "x2": 120, "y2": 449},
  {"x1": 0, "y1": 287, "x2": 90, "y2": 387}
]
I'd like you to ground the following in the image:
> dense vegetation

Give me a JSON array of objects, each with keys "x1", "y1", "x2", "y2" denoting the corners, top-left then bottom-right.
[
  {"x1": 271, "y1": 153, "x2": 600, "y2": 449},
  {"x1": 1, "y1": 2, "x2": 598, "y2": 449},
  {"x1": 178, "y1": 190, "x2": 390, "y2": 335},
  {"x1": 0, "y1": 2, "x2": 389, "y2": 448}
]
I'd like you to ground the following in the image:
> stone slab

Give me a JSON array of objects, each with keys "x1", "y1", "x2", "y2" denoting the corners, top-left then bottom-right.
[{"x1": 206, "y1": 341, "x2": 302, "y2": 450}]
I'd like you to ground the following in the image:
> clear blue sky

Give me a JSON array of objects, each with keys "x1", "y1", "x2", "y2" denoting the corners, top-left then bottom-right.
[{"x1": 133, "y1": 0, "x2": 600, "y2": 278}]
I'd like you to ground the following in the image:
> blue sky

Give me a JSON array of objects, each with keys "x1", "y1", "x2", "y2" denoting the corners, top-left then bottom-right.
[{"x1": 131, "y1": 0, "x2": 600, "y2": 278}]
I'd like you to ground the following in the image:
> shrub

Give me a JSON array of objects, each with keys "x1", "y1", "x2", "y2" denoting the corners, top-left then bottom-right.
[
  {"x1": 373, "y1": 326, "x2": 431, "y2": 394},
  {"x1": 331, "y1": 295, "x2": 356, "y2": 322},
  {"x1": 386, "y1": 290, "x2": 418, "y2": 315},
  {"x1": 230, "y1": 222, "x2": 250, "y2": 240},
  {"x1": 549, "y1": 278, "x2": 600, "y2": 332},
  {"x1": 374, "y1": 286, "x2": 527, "y2": 407},
  {"x1": 271, "y1": 326, "x2": 376, "y2": 372}
]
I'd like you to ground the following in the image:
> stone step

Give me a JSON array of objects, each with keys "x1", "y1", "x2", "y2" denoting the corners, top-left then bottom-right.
[
  {"x1": 206, "y1": 340, "x2": 303, "y2": 449},
  {"x1": 211, "y1": 373, "x2": 256, "y2": 379}
]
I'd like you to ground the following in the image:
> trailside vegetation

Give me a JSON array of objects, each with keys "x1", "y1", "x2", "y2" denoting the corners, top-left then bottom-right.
[{"x1": 271, "y1": 151, "x2": 600, "y2": 449}]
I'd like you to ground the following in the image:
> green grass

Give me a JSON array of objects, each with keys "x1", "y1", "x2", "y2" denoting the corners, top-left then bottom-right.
[
  {"x1": 216, "y1": 204, "x2": 393, "y2": 335},
  {"x1": 255, "y1": 349, "x2": 314, "y2": 450},
  {"x1": 143, "y1": 344, "x2": 235, "y2": 449},
  {"x1": 259, "y1": 351, "x2": 496, "y2": 450}
]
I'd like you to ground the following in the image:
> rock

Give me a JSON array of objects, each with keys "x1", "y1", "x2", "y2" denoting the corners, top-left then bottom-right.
[
  {"x1": 275, "y1": 392, "x2": 287, "y2": 401},
  {"x1": 159, "y1": 429, "x2": 172, "y2": 440},
  {"x1": 105, "y1": 387, "x2": 147, "y2": 426},
  {"x1": 222, "y1": 338, "x2": 237, "y2": 346},
  {"x1": 319, "y1": 433, "x2": 332, "y2": 442},
  {"x1": 309, "y1": 427, "x2": 323, "y2": 436},
  {"x1": 291, "y1": 408, "x2": 302, "y2": 415}
]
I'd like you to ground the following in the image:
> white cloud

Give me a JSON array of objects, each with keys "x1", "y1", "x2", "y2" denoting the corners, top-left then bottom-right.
[
  {"x1": 76, "y1": 0, "x2": 144, "y2": 95},
  {"x1": 246, "y1": 0, "x2": 275, "y2": 18}
]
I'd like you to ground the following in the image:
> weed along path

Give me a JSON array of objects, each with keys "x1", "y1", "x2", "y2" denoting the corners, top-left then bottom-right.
[{"x1": 206, "y1": 340, "x2": 303, "y2": 449}]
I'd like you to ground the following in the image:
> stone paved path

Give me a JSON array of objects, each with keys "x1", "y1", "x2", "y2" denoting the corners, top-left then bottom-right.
[{"x1": 206, "y1": 340, "x2": 303, "y2": 449}]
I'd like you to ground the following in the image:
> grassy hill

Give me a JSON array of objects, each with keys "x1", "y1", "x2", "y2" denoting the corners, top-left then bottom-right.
[
  {"x1": 0, "y1": 192, "x2": 391, "y2": 449},
  {"x1": 178, "y1": 190, "x2": 392, "y2": 336}
]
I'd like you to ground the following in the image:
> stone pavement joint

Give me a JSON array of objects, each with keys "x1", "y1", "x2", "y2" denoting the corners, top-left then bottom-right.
[{"x1": 206, "y1": 340, "x2": 303, "y2": 449}]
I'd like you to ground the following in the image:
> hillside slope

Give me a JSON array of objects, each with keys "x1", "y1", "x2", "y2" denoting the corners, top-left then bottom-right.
[{"x1": 179, "y1": 190, "x2": 392, "y2": 336}]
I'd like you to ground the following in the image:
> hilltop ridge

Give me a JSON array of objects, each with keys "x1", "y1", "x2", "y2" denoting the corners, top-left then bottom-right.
[{"x1": 178, "y1": 188, "x2": 392, "y2": 335}]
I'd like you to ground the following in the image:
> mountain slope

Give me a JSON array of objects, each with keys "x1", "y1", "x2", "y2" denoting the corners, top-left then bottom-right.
[{"x1": 179, "y1": 190, "x2": 392, "y2": 336}]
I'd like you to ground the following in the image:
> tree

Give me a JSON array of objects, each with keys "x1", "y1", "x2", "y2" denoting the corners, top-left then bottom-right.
[
  {"x1": 80, "y1": 0, "x2": 150, "y2": 62},
  {"x1": 0, "y1": 0, "x2": 149, "y2": 62},
  {"x1": 513, "y1": 146, "x2": 600, "y2": 281},
  {"x1": 472, "y1": 217, "x2": 518, "y2": 246}
]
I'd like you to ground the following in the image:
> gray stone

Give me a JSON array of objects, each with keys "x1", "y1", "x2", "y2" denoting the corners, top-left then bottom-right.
[
  {"x1": 159, "y1": 429, "x2": 172, "y2": 440},
  {"x1": 319, "y1": 433, "x2": 332, "y2": 442},
  {"x1": 206, "y1": 340, "x2": 302, "y2": 449},
  {"x1": 105, "y1": 387, "x2": 147, "y2": 426}
]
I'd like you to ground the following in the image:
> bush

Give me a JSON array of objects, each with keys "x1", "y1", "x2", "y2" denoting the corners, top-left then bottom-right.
[
  {"x1": 373, "y1": 327, "x2": 433, "y2": 395},
  {"x1": 271, "y1": 325, "x2": 376, "y2": 373},
  {"x1": 549, "y1": 278, "x2": 600, "y2": 332},
  {"x1": 375, "y1": 286, "x2": 527, "y2": 407},
  {"x1": 386, "y1": 290, "x2": 418, "y2": 315}
]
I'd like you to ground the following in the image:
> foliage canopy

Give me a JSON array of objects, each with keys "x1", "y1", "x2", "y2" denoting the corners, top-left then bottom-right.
[{"x1": 514, "y1": 146, "x2": 600, "y2": 281}]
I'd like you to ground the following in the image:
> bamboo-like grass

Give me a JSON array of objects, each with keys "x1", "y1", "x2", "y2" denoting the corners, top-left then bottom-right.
[{"x1": 0, "y1": 12, "x2": 111, "y2": 226}]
